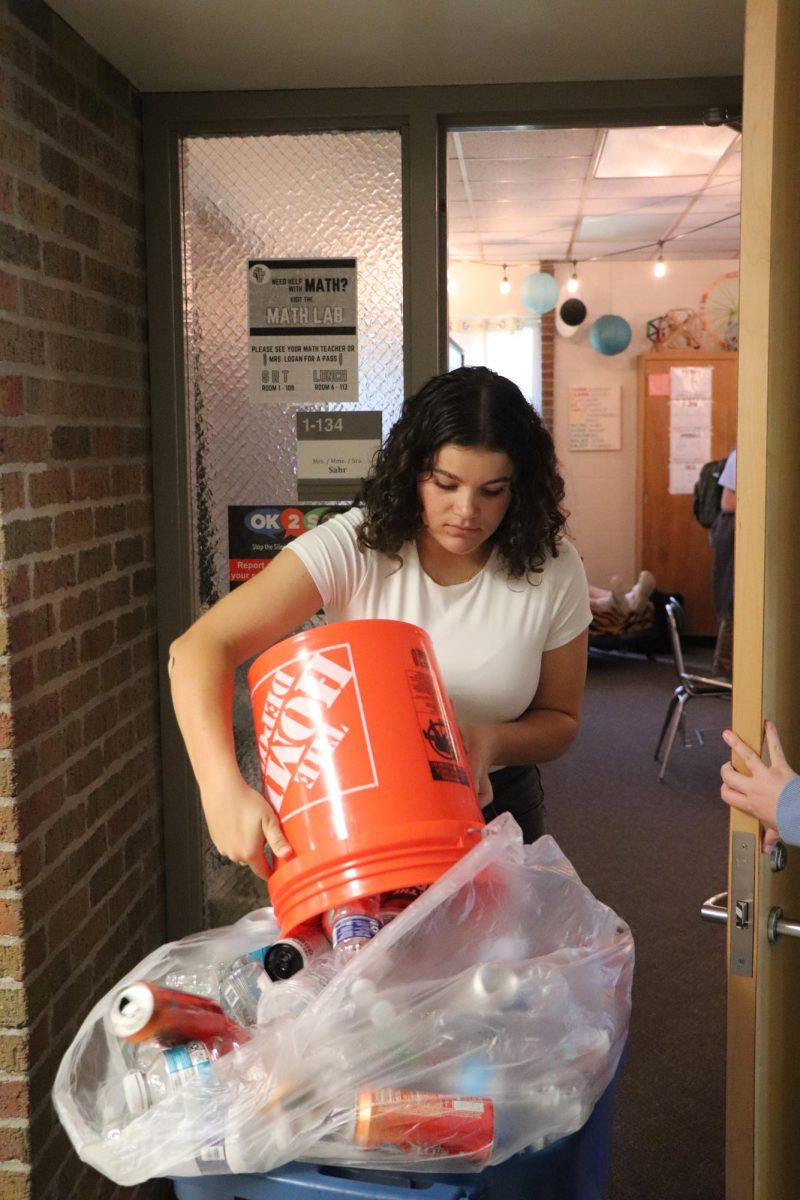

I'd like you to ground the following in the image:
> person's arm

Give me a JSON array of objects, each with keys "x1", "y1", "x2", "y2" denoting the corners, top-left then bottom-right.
[
  {"x1": 169, "y1": 548, "x2": 324, "y2": 876},
  {"x1": 462, "y1": 630, "x2": 588, "y2": 802},
  {"x1": 720, "y1": 721, "x2": 799, "y2": 845},
  {"x1": 720, "y1": 486, "x2": 736, "y2": 513}
]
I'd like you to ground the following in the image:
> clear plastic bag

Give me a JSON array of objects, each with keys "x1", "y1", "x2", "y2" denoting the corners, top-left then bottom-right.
[{"x1": 53, "y1": 816, "x2": 634, "y2": 1185}]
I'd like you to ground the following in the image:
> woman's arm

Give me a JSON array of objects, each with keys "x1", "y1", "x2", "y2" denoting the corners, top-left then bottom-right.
[
  {"x1": 169, "y1": 548, "x2": 324, "y2": 876},
  {"x1": 462, "y1": 630, "x2": 588, "y2": 801}
]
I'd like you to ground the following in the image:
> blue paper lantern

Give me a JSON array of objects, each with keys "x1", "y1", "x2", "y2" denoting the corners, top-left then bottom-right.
[
  {"x1": 519, "y1": 271, "x2": 559, "y2": 315},
  {"x1": 588, "y1": 314, "x2": 632, "y2": 356}
]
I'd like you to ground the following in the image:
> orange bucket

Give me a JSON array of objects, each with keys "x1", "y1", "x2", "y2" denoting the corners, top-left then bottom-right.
[{"x1": 248, "y1": 619, "x2": 485, "y2": 934}]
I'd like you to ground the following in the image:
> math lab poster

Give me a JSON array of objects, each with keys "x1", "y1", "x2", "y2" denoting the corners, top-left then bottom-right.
[
  {"x1": 227, "y1": 503, "x2": 348, "y2": 590},
  {"x1": 247, "y1": 258, "x2": 358, "y2": 403}
]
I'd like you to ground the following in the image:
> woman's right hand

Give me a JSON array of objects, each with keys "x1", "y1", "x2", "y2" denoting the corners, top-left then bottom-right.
[{"x1": 202, "y1": 777, "x2": 292, "y2": 880}]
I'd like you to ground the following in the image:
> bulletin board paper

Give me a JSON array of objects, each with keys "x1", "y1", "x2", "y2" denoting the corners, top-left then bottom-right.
[
  {"x1": 669, "y1": 365, "x2": 713, "y2": 402},
  {"x1": 647, "y1": 373, "x2": 671, "y2": 397},
  {"x1": 568, "y1": 385, "x2": 622, "y2": 451}
]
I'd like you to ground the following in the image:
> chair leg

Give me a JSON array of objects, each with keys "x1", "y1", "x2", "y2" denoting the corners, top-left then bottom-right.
[
  {"x1": 654, "y1": 691, "x2": 680, "y2": 763},
  {"x1": 658, "y1": 690, "x2": 688, "y2": 782}
]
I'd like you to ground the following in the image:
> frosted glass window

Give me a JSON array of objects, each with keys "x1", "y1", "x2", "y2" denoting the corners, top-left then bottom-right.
[{"x1": 181, "y1": 130, "x2": 404, "y2": 609}]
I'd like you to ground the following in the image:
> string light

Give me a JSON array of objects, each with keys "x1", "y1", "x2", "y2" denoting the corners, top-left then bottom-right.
[
  {"x1": 499, "y1": 265, "x2": 511, "y2": 295},
  {"x1": 653, "y1": 242, "x2": 667, "y2": 278},
  {"x1": 566, "y1": 261, "x2": 579, "y2": 293}
]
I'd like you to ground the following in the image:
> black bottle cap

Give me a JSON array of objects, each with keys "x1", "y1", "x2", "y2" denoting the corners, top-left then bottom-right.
[{"x1": 264, "y1": 941, "x2": 304, "y2": 980}]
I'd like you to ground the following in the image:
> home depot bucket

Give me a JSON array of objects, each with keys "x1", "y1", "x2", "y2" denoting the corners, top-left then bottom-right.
[{"x1": 248, "y1": 618, "x2": 485, "y2": 935}]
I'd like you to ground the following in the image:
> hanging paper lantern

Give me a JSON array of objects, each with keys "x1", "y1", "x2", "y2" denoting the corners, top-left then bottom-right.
[
  {"x1": 559, "y1": 298, "x2": 587, "y2": 327},
  {"x1": 555, "y1": 310, "x2": 581, "y2": 338},
  {"x1": 519, "y1": 271, "x2": 559, "y2": 315},
  {"x1": 588, "y1": 314, "x2": 632, "y2": 356}
]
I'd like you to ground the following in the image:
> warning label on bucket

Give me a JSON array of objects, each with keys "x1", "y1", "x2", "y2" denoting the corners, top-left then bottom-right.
[{"x1": 429, "y1": 760, "x2": 470, "y2": 785}]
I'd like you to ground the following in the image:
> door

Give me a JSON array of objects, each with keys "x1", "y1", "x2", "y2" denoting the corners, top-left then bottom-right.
[
  {"x1": 723, "y1": 1, "x2": 800, "y2": 1196},
  {"x1": 638, "y1": 349, "x2": 738, "y2": 635}
]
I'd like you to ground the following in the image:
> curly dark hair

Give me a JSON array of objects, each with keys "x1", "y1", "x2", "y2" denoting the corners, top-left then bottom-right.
[{"x1": 357, "y1": 366, "x2": 567, "y2": 577}]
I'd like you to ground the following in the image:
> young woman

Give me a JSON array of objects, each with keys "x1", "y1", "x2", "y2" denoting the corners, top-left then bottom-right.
[{"x1": 169, "y1": 367, "x2": 591, "y2": 879}]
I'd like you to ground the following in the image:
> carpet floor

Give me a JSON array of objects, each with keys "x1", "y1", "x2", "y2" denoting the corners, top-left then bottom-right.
[{"x1": 543, "y1": 645, "x2": 730, "y2": 1200}]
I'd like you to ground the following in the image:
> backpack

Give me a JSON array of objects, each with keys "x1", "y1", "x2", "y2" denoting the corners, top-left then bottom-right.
[{"x1": 692, "y1": 457, "x2": 727, "y2": 528}]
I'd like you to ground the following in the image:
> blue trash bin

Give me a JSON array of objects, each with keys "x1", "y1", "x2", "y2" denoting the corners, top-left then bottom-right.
[{"x1": 171, "y1": 1068, "x2": 617, "y2": 1200}]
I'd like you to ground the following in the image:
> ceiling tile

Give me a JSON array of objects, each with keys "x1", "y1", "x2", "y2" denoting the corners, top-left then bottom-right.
[
  {"x1": 455, "y1": 128, "x2": 599, "y2": 159},
  {"x1": 595, "y1": 125, "x2": 739, "y2": 178},
  {"x1": 463, "y1": 158, "x2": 591, "y2": 183}
]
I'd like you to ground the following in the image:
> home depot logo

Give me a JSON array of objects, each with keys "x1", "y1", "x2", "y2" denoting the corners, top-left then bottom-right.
[{"x1": 252, "y1": 643, "x2": 374, "y2": 816}]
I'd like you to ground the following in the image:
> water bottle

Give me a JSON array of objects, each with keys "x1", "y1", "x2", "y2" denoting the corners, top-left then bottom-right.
[
  {"x1": 122, "y1": 1040, "x2": 214, "y2": 1115},
  {"x1": 218, "y1": 954, "x2": 272, "y2": 1026},
  {"x1": 256, "y1": 952, "x2": 340, "y2": 1022},
  {"x1": 163, "y1": 965, "x2": 219, "y2": 998},
  {"x1": 264, "y1": 924, "x2": 329, "y2": 980},
  {"x1": 323, "y1": 897, "x2": 381, "y2": 962}
]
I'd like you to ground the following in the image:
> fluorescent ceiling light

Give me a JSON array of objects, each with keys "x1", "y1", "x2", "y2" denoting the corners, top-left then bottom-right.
[{"x1": 595, "y1": 126, "x2": 738, "y2": 179}]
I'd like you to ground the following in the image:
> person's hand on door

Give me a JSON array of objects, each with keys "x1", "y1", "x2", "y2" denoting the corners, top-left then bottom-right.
[{"x1": 720, "y1": 721, "x2": 797, "y2": 839}]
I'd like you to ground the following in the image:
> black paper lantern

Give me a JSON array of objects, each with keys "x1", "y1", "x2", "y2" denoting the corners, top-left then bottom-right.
[{"x1": 559, "y1": 298, "x2": 588, "y2": 327}]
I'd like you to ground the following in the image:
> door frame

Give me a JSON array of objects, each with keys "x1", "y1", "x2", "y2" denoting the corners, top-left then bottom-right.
[{"x1": 142, "y1": 76, "x2": 743, "y2": 936}]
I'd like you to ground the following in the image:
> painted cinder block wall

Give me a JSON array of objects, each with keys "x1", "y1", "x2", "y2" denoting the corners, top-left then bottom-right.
[{"x1": 0, "y1": 1, "x2": 167, "y2": 1196}]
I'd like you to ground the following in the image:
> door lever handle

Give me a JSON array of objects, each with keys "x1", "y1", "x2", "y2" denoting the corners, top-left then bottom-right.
[
  {"x1": 701, "y1": 893, "x2": 800, "y2": 944},
  {"x1": 700, "y1": 891, "x2": 729, "y2": 925},
  {"x1": 767, "y1": 907, "x2": 800, "y2": 944}
]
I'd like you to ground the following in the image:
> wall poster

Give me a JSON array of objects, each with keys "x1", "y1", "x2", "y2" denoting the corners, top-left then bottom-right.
[
  {"x1": 568, "y1": 385, "x2": 622, "y2": 451},
  {"x1": 248, "y1": 258, "x2": 358, "y2": 403},
  {"x1": 227, "y1": 503, "x2": 347, "y2": 590}
]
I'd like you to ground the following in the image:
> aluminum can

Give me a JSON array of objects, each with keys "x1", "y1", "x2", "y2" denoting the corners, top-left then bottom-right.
[
  {"x1": 109, "y1": 980, "x2": 246, "y2": 1048},
  {"x1": 354, "y1": 1088, "x2": 494, "y2": 1162}
]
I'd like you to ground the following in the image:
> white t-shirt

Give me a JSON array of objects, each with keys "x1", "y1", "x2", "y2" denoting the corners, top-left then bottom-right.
[{"x1": 286, "y1": 508, "x2": 591, "y2": 730}]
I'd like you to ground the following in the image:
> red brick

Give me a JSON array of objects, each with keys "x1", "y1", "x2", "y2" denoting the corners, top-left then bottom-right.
[
  {"x1": 0, "y1": 319, "x2": 45, "y2": 366},
  {"x1": 0, "y1": 900, "x2": 21, "y2": 936},
  {"x1": 0, "y1": 472, "x2": 25, "y2": 513},
  {"x1": 53, "y1": 507, "x2": 93, "y2": 548},
  {"x1": 0, "y1": 376, "x2": 22, "y2": 416},
  {"x1": 16, "y1": 181, "x2": 61, "y2": 233},
  {"x1": 32, "y1": 554, "x2": 76, "y2": 597},
  {"x1": 28, "y1": 467, "x2": 72, "y2": 508},
  {"x1": 0, "y1": 269, "x2": 17, "y2": 312},
  {"x1": 0, "y1": 425, "x2": 48, "y2": 465},
  {"x1": 0, "y1": 1080, "x2": 29, "y2": 1120},
  {"x1": 72, "y1": 465, "x2": 110, "y2": 501}
]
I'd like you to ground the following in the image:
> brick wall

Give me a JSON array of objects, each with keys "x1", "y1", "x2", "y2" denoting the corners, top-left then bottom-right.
[
  {"x1": 0, "y1": 2, "x2": 166, "y2": 1197},
  {"x1": 540, "y1": 261, "x2": 555, "y2": 431}
]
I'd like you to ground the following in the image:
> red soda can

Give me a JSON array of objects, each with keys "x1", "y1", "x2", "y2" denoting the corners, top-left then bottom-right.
[
  {"x1": 109, "y1": 981, "x2": 247, "y2": 1050},
  {"x1": 354, "y1": 1088, "x2": 494, "y2": 1162}
]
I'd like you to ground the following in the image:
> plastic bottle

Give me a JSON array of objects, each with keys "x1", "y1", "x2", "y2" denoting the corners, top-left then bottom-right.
[
  {"x1": 323, "y1": 898, "x2": 382, "y2": 962},
  {"x1": 256, "y1": 952, "x2": 340, "y2": 1022},
  {"x1": 218, "y1": 955, "x2": 272, "y2": 1026},
  {"x1": 264, "y1": 924, "x2": 329, "y2": 980},
  {"x1": 122, "y1": 1040, "x2": 215, "y2": 1115}
]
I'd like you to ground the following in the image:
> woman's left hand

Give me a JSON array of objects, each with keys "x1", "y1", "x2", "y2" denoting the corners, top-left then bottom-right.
[{"x1": 460, "y1": 724, "x2": 499, "y2": 805}]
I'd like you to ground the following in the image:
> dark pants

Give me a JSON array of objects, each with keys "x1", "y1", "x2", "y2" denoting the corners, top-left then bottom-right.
[{"x1": 482, "y1": 764, "x2": 545, "y2": 843}]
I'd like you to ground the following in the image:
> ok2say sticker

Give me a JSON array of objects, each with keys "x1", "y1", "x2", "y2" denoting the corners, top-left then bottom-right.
[{"x1": 227, "y1": 503, "x2": 346, "y2": 590}]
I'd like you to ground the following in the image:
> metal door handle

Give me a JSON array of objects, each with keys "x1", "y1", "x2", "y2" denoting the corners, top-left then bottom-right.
[
  {"x1": 701, "y1": 891, "x2": 729, "y2": 925},
  {"x1": 701, "y1": 891, "x2": 800, "y2": 944},
  {"x1": 767, "y1": 908, "x2": 800, "y2": 944}
]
